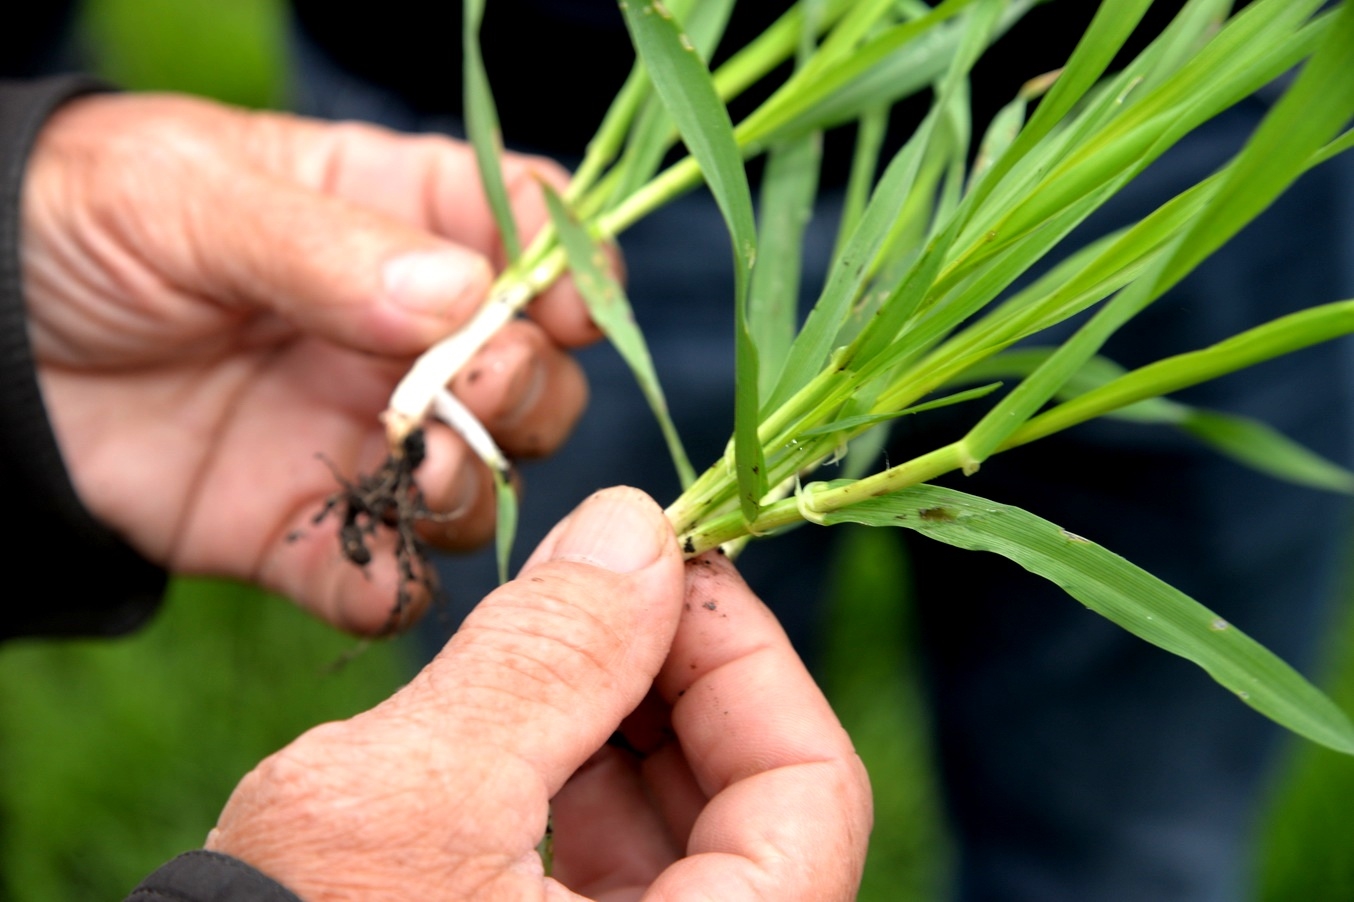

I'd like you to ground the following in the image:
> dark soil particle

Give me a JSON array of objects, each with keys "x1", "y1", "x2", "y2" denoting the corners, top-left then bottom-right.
[{"x1": 310, "y1": 428, "x2": 445, "y2": 633}]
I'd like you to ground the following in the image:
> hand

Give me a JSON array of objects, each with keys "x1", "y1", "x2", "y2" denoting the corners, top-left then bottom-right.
[
  {"x1": 204, "y1": 487, "x2": 872, "y2": 900},
  {"x1": 22, "y1": 91, "x2": 600, "y2": 633}
]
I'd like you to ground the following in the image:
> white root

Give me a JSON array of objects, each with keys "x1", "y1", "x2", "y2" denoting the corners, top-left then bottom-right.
[
  {"x1": 383, "y1": 250, "x2": 564, "y2": 454},
  {"x1": 383, "y1": 280, "x2": 530, "y2": 452},
  {"x1": 431, "y1": 387, "x2": 510, "y2": 475}
]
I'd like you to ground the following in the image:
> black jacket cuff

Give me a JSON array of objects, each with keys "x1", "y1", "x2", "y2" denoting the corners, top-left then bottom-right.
[
  {"x1": 127, "y1": 850, "x2": 302, "y2": 902},
  {"x1": 0, "y1": 75, "x2": 167, "y2": 641}
]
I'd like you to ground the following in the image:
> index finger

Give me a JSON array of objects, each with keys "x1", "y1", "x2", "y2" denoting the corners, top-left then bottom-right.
[
  {"x1": 244, "y1": 113, "x2": 602, "y2": 348},
  {"x1": 648, "y1": 553, "x2": 873, "y2": 900}
]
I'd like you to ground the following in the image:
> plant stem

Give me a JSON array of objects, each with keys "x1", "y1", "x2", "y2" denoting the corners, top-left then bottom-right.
[
  {"x1": 670, "y1": 436, "x2": 971, "y2": 555},
  {"x1": 384, "y1": 248, "x2": 566, "y2": 449}
]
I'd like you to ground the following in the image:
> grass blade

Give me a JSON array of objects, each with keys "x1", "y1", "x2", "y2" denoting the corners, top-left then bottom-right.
[
  {"x1": 963, "y1": 0, "x2": 1153, "y2": 209},
  {"x1": 953, "y1": 0, "x2": 1325, "y2": 280},
  {"x1": 1177, "y1": 410, "x2": 1354, "y2": 494},
  {"x1": 1009, "y1": 300, "x2": 1354, "y2": 449},
  {"x1": 767, "y1": 123, "x2": 935, "y2": 410},
  {"x1": 796, "y1": 382, "x2": 1001, "y2": 439},
  {"x1": 542, "y1": 185, "x2": 695, "y2": 487},
  {"x1": 1157, "y1": 2, "x2": 1354, "y2": 290},
  {"x1": 608, "y1": 0, "x2": 737, "y2": 205},
  {"x1": 751, "y1": 132, "x2": 821, "y2": 398},
  {"x1": 746, "y1": 0, "x2": 991, "y2": 142},
  {"x1": 748, "y1": 4, "x2": 824, "y2": 400},
  {"x1": 620, "y1": 0, "x2": 763, "y2": 518},
  {"x1": 463, "y1": 0, "x2": 521, "y2": 262},
  {"x1": 964, "y1": 346, "x2": 1354, "y2": 494},
  {"x1": 834, "y1": 106, "x2": 889, "y2": 258},
  {"x1": 820, "y1": 484, "x2": 1354, "y2": 754},
  {"x1": 956, "y1": 3, "x2": 1353, "y2": 472},
  {"x1": 570, "y1": 65, "x2": 651, "y2": 202},
  {"x1": 767, "y1": 1, "x2": 1001, "y2": 412}
]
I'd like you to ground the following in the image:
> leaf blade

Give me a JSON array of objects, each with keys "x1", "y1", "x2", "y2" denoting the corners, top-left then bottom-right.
[
  {"x1": 821, "y1": 484, "x2": 1354, "y2": 754},
  {"x1": 619, "y1": 0, "x2": 764, "y2": 517},
  {"x1": 463, "y1": 0, "x2": 521, "y2": 262},
  {"x1": 542, "y1": 185, "x2": 696, "y2": 487}
]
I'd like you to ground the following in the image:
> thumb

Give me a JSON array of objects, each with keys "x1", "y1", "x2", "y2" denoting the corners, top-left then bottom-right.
[
  {"x1": 395, "y1": 486, "x2": 686, "y2": 790},
  {"x1": 203, "y1": 487, "x2": 684, "y2": 899},
  {"x1": 184, "y1": 165, "x2": 495, "y2": 356}
]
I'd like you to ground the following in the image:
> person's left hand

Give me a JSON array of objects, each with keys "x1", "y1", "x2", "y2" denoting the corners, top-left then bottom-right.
[
  {"x1": 202, "y1": 487, "x2": 871, "y2": 901},
  {"x1": 23, "y1": 92, "x2": 601, "y2": 632}
]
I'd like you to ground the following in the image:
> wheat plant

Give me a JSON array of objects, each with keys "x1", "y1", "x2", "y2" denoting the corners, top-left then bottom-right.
[{"x1": 374, "y1": 0, "x2": 1354, "y2": 753}]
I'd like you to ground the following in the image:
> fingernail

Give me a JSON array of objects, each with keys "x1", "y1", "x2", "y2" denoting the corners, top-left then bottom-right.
[
  {"x1": 383, "y1": 249, "x2": 489, "y2": 317},
  {"x1": 551, "y1": 491, "x2": 663, "y2": 573}
]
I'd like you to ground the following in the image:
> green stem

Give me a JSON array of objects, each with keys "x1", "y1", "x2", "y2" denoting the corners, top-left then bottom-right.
[{"x1": 672, "y1": 439, "x2": 972, "y2": 555}]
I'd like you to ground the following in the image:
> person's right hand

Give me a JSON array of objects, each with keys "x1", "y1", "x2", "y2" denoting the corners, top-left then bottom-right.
[
  {"x1": 22, "y1": 91, "x2": 601, "y2": 633},
  {"x1": 204, "y1": 487, "x2": 873, "y2": 900}
]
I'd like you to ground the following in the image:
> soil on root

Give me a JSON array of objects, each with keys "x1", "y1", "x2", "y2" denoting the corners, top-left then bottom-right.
[{"x1": 310, "y1": 429, "x2": 444, "y2": 634}]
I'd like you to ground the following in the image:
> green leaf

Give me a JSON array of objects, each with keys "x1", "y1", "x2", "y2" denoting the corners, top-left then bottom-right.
[
  {"x1": 1157, "y1": 1, "x2": 1354, "y2": 291},
  {"x1": 963, "y1": 346, "x2": 1354, "y2": 495},
  {"x1": 767, "y1": 121, "x2": 935, "y2": 410},
  {"x1": 1313, "y1": 126, "x2": 1354, "y2": 168},
  {"x1": 955, "y1": 2, "x2": 1351, "y2": 474},
  {"x1": 542, "y1": 185, "x2": 695, "y2": 487},
  {"x1": 796, "y1": 382, "x2": 1001, "y2": 438},
  {"x1": 834, "y1": 107, "x2": 889, "y2": 259},
  {"x1": 573, "y1": 0, "x2": 724, "y2": 201},
  {"x1": 820, "y1": 484, "x2": 1354, "y2": 754},
  {"x1": 968, "y1": 85, "x2": 1027, "y2": 189},
  {"x1": 768, "y1": 1, "x2": 1002, "y2": 412},
  {"x1": 571, "y1": 65, "x2": 652, "y2": 202},
  {"x1": 463, "y1": 0, "x2": 521, "y2": 262},
  {"x1": 492, "y1": 468, "x2": 518, "y2": 585},
  {"x1": 953, "y1": 0, "x2": 1324, "y2": 281},
  {"x1": 745, "y1": 0, "x2": 995, "y2": 143},
  {"x1": 619, "y1": 0, "x2": 764, "y2": 518},
  {"x1": 1177, "y1": 410, "x2": 1354, "y2": 495},
  {"x1": 618, "y1": 1, "x2": 756, "y2": 246},
  {"x1": 963, "y1": 0, "x2": 1153, "y2": 209},
  {"x1": 1010, "y1": 300, "x2": 1354, "y2": 450},
  {"x1": 746, "y1": 4, "x2": 824, "y2": 401},
  {"x1": 751, "y1": 132, "x2": 821, "y2": 399},
  {"x1": 608, "y1": 0, "x2": 737, "y2": 205}
]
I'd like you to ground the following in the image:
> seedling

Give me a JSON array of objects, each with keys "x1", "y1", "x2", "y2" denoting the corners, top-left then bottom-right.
[{"x1": 339, "y1": 0, "x2": 1354, "y2": 753}]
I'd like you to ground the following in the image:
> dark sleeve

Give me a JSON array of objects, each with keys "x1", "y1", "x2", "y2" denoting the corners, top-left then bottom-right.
[
  {"x1": 127, "y1": 851, "x2": 303, "y2": 902},
  {"x1": 0, "y1": 79, "x2": 304, "y2": 902},
  {"x1": 0, "y1": 75, "x2": 168, "y2": 641}
]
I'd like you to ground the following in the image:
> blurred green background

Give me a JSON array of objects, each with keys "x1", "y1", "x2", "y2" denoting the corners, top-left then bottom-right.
[{"x1": 2, "y1": 1, "x2": 1353, "y2": 899}]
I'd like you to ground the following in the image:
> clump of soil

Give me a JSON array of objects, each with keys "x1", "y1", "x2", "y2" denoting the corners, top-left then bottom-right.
[{"x1": 312, "y1": 429, "x2": 442, "y2": 633}]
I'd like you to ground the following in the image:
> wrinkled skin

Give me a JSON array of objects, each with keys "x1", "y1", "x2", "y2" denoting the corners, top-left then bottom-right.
[
  {"x1": 23, "y1": 92, "x2": 598, "y2": 633},
  {"x1": 207, "y1": 488, "x2": 872, "y2": 901}
]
